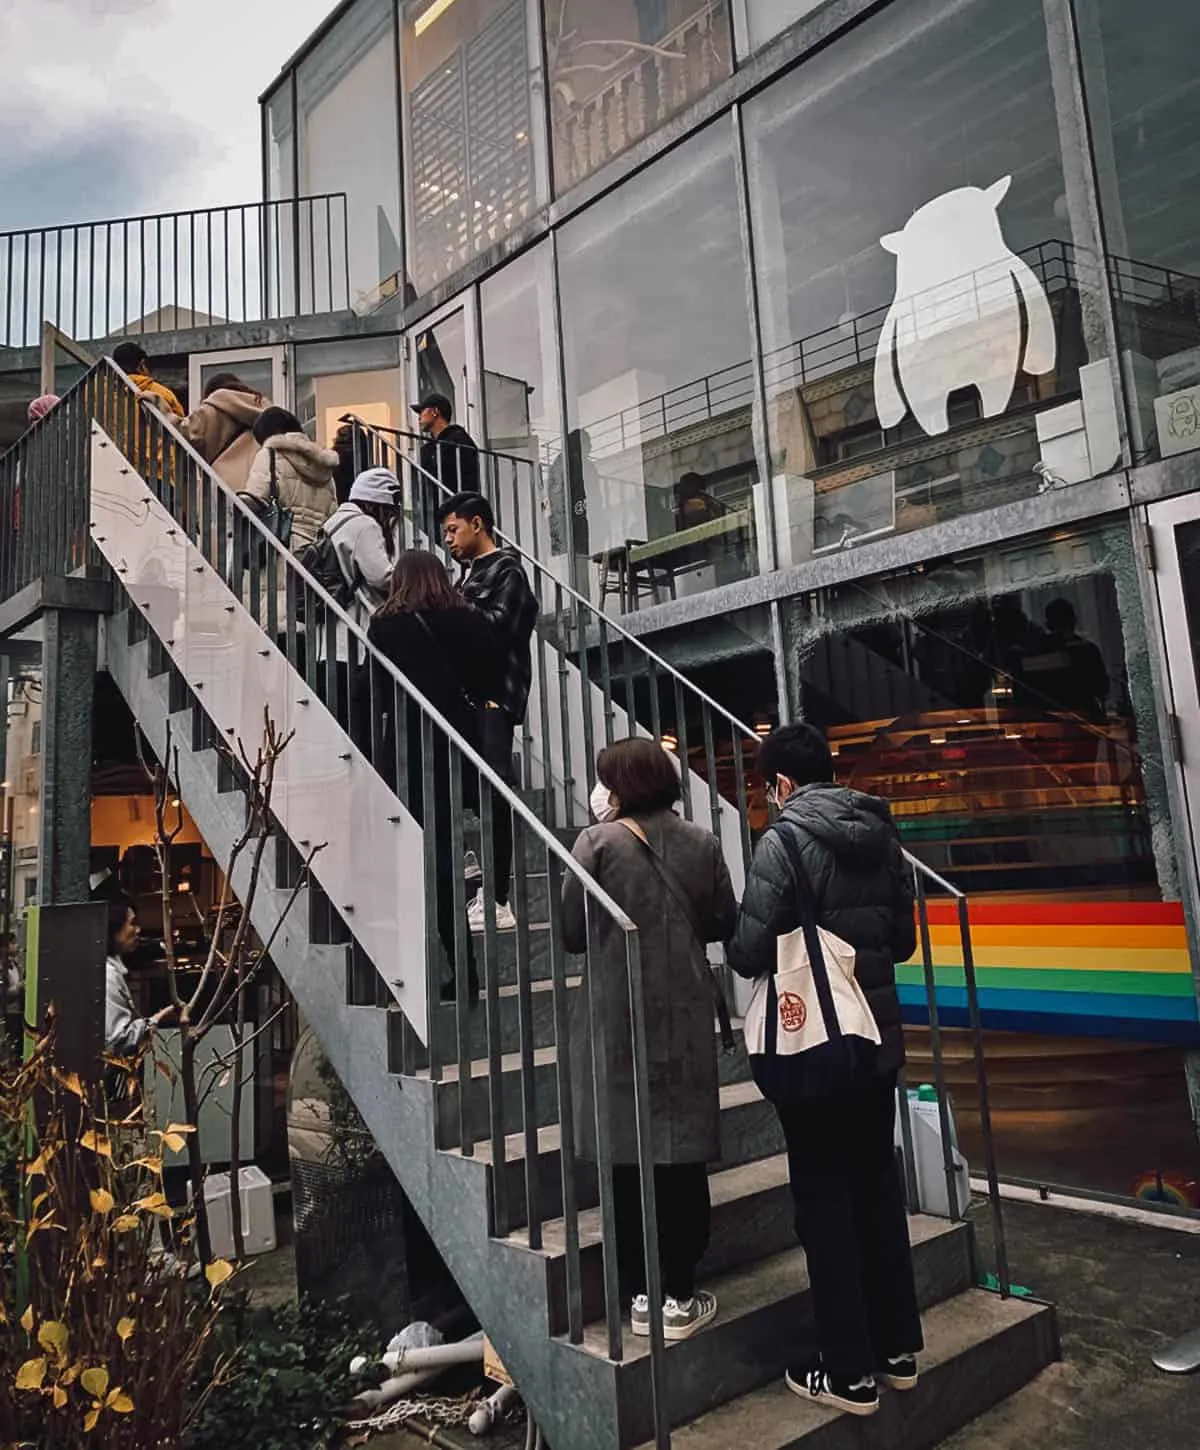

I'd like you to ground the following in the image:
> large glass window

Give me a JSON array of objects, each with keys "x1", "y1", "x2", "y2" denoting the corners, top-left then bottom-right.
[
  {"x1": 297, "y1": 0, "x2": 401, "y2": 311},
  {"x1": 557, "y1": 119, "x2": 758, "y2": 607},
  {"x1": 731, "y1": 0, "x2": 826, "y2": 58},
  {"x1": 1080, "y1": 0, "x2": 1200, "y2": 464},
  {"x1": 481, "y1": 243, "x2": 565, "y2": 571},
  {"x1": 746, "y1": 0, "x2": 1116, "y2": 566},
  {"x1": 787, "y1": 524, "x2": 1197, "y2": 1198},
  {"x1": 401, "y1": 0, "x2": 548, "y2": 296},
  {"x1": 546, "y1": 0, "x2": 733, "y2": 194}
]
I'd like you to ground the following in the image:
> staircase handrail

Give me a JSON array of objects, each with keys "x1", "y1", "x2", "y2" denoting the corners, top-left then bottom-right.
[{"x1": 8, "y1": 358, "x2": 682, "y2": 1436}]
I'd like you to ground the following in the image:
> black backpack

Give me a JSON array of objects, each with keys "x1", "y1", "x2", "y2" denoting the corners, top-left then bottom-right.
[{"x1": 295, "y1": 513, "x2": 356, "y2": 610}]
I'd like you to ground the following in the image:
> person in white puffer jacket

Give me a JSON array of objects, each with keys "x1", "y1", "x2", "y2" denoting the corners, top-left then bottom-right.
[{"x1": 240, "y1": 408, "x2": 338, "y2": 554}]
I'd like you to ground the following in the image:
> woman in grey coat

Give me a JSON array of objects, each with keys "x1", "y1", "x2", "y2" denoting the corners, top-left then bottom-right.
[{"x1": 562, "y1": 737, "x2": 736, "y2": 1342}]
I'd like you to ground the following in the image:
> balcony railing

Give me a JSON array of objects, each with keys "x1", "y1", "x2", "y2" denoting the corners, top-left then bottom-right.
[{"x1": 0, "y1": 194, "x2": 350, "y2": 349}]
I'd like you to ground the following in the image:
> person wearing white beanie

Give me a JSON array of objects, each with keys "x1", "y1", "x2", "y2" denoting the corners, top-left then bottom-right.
[{"x1": 315, "y1": 467, "x2": 403, "y2": 732}]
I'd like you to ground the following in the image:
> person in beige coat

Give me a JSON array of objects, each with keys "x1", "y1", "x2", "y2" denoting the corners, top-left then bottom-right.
[
  {"x1": 180, "y1": 372, "x2": 269, "y2": 490},
  {"x1": 241, "y1": 408, "x2": 338, "y2": 553}
]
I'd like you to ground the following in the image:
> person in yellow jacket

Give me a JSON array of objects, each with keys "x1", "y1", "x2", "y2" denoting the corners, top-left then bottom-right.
[{"x1": 110, "y1": 342, "x2": 185, "y2": 496}]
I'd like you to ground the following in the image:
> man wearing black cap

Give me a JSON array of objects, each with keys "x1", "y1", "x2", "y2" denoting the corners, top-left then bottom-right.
[{"x1": 412, "y1": 393, "x2": 480, "y2": 495}]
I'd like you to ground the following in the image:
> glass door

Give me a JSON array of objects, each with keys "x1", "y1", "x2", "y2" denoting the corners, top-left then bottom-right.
[
  {"x1": 1147, "y1": 492, "x2": 1200, "y2": 873},
  {"x1": 407, "y1": 296, "x2": 481, "y2": 446},
  {"x1": 188, "y1": 347, "x2": 288, "y2": 414}
]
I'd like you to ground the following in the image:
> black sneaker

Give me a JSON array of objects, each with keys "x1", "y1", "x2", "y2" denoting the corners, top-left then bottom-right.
[
  {"x1": 785, "y1": 1365, "x2": 879, "y2": 1416},
  {"x1": 878, "y1": 1353, "x2": 919, "y2": 1390}
]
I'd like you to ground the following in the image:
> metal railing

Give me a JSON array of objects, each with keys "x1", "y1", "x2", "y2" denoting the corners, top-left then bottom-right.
[
  {"x1": 347, "y1": 419, "x2": 1011, "y2": 1294},
  {"x1": 3, "y1": 359, "x2": 677, "y2": 1443},
  {"x1": 0, "y1": 195, "x2": 350, "y2": 349},
  {"x1": 2, "y1": 373, "x2": 1013, "y2": 1445},
  {"x1": 568, "y1": 238, "x2": 1081, "y2": 460}
]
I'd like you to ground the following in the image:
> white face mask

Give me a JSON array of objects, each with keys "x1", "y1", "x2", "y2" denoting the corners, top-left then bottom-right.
[{"x1": 590, "y1": 779, "x2": 619, "y2": 823}]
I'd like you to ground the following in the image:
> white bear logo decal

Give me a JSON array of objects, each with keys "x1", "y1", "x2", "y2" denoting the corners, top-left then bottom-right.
[{"x1": 873, "y1": 176, "x2": 1056, "y2": 437}]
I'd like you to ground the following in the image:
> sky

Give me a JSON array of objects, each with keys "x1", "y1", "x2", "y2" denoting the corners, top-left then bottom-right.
[{"x1": 0, "y1": 0, "x2": 336, "y2": 232}]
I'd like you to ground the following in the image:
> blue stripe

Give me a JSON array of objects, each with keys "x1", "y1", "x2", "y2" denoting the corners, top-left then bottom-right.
[{"x1": 898, "y1": 985, "x2": 1200, "y2": 1044}]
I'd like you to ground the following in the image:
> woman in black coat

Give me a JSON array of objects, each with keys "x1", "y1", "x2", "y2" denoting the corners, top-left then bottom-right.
[
  {"x1": 562, "y1": 737, "x2": 736, "y2": 1343},
  {"x1": 367, "y1": 550, "x2": 498, "y2": 1001},
  {"x1": 727, "y1": 722, "x2": 921, "y2": 1418}
]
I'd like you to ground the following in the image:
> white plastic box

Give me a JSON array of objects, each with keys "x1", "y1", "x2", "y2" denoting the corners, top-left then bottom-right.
[
  {"x1": 195, "y1": 1166, "x2": 277, "y2": 1259},
  {"x1": 895, "y1": 1086, "x2": 970, "y2": 1219}
]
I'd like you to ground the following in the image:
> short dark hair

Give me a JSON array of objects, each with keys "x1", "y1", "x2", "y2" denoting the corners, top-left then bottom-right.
[
  {"x1": 112, "y1": 342, "x2": 149, "y2": 374},
  {"x1": 1045, "y1": 597, "x2": 1077, "y2": 632},
  {"x1": 437, "y1": 491, "x2": 495, "y2": 535},
  {"x1": 203, "y1": 371, "x2": 253, "y2": 399},
  {"x1": 106, "y1": 892, "x2": 137, "y2": 956},
  {"x1": 253, "y1": 406, "x2": 303, "y2": 444},
  {"x1": 758, "y1": 722, "x2": 834, "y2": 789},
  {"x1": 597, "y1": 737, "x2": 682, "y2": 815}
]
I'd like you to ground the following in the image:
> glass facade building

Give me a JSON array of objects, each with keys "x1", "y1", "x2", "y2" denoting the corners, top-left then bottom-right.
[{"x1": 249, "y1": 0, "x2": 1200, "y2": 1200}]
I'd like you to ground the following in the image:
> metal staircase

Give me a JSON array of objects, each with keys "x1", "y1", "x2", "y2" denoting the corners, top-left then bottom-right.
[{"x1": 0, "y1": 363, "x2": 1057, "y2": 1449}]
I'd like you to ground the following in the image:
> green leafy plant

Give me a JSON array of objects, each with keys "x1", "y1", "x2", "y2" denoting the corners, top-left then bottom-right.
[{"x1": 186, "y1": 1298, "x2": 368, "y2": 1450}]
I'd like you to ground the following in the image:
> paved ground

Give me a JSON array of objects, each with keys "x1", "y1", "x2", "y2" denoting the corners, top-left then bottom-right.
[{"x1": 941, "y1": 1198, "x2": 1200, "y2": 1450}]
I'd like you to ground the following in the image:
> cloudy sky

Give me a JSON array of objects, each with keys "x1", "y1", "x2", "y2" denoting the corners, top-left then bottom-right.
[{"x1": 0, "y1": 0, "x2": 335, "y2": 231}]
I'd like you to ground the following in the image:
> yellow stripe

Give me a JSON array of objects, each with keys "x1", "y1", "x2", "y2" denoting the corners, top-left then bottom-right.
[
  {"x1": 927, "y1": 924, "x2": 1187, "y2": 951},
  {"x1": 914, "y1": 944, "x2": 1192, "y2": 973}
]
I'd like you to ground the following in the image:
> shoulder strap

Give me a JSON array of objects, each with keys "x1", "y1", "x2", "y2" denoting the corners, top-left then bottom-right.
[
  {"x1": 268, "y1": 447, "x2": 278, "y2": 503},
  {"x1": 771, "y1": 822, "x2": 845, "y2": 1051},
  {"x1": 616, "y1": 818, "x2": 735, "y2": 1051}
]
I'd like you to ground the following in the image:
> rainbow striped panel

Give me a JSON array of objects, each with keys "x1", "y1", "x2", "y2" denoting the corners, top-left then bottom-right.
[{"x1": 896, "y1": 901, "x2": 1200, "y2": 1043}]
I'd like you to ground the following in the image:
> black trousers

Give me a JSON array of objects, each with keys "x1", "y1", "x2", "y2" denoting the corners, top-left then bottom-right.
[
  {"x1": 776, "y1": 1072, "x2": 923, "y2": 1381},
  {"x1": 612, "y1": 1162, "x2": 711, "y2": 1302},
  {"x1": 476, "y1": 705, "x2": 516, "y2": 905}
]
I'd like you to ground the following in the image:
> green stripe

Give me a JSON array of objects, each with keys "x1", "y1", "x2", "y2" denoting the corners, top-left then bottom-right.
[{"x1": 895, "y1": 965, "x2": 1195, "y2": 998}]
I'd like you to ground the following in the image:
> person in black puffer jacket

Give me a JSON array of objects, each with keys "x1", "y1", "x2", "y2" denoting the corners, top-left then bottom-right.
[{"x1": 727, "y1": 722, "x2": 921, "y2": 1419}]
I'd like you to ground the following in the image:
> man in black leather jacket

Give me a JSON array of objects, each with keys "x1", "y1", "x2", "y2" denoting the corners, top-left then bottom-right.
[{"x1": 728, "y1": 722, "x2": 922, "y2": 1417}]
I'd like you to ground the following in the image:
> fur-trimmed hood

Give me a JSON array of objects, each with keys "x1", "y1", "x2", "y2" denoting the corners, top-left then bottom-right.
[{"x1": 264, "y1": 432, "x2": 339, "y2": 486}]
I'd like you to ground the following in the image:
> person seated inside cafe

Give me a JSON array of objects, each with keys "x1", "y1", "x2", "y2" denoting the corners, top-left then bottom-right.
[{"x1": 674, "y1": 471, "x2": 727, "y2": 530}]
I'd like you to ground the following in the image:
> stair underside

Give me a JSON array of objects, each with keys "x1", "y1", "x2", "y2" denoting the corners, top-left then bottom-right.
[{"x1": 643, "y1": 1289, "x2": 1058, "y2": 1450}]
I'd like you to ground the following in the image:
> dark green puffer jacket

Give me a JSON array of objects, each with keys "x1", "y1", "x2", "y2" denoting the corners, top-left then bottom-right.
[{"x1": 727, "y1": 782, "x2": 917, "y2": 1075}]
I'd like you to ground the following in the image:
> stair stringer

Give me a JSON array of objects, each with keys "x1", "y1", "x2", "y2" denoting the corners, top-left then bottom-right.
[{"x1": 103, "y1": 612, "x2": 627, "y2": 1450}]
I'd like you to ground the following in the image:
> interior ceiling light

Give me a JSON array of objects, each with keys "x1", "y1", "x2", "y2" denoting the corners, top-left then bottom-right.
[{"x1": 415, "y1": 0, "x2": 459, "y2": 37}]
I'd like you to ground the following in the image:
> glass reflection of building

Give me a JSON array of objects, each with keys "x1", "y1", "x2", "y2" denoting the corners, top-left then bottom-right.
[{"x1": 20, "y1": 0, "x2": 1200, "y2": 1197}]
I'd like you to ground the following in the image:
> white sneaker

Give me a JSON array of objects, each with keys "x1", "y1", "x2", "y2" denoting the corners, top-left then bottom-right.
[
  {"x1": 463, "y1": 849, "x2": 482, "y2": 882},
  {"x1": 467, "y1": 888, "x2": 517, "y2": 932},
  {"x1": 630, "y1": 1293, "x2": 650, "y2": 1337}
]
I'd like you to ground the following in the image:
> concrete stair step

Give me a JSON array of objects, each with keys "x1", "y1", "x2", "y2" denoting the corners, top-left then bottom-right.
[
  {"x1": 642, "y1": 1288, "x2": 1058, "y2": 1450},
  {"x1": 595, "y1": 1219, "x2": 978, "y2": 1444},
  {"x1": 518, "y1": 1153, "x2": 799, "y2": 1333},
  {"x1": 450, "y1": 1077, "x2": 782, "y2": 1227}
]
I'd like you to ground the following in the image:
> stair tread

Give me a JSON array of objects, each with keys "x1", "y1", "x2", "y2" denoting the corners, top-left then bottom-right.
[
  {"x1": 457, "y1": 1077, "x2": 763, "y2": 1164},
  {"x1": 639, "y1": 1289, "x2": 1051, "y2": 1448},
  {"x1": 507, "y1": 1153, "x2": 792, "y2": 1255},
  {"x1": 583, "y1": 1217, "x2": 962, "y2": 1362}
]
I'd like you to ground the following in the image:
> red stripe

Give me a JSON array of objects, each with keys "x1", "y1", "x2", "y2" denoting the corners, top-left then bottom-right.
[{"x1": 920, "y1": 901, "x2": 1187, "y2": 929}]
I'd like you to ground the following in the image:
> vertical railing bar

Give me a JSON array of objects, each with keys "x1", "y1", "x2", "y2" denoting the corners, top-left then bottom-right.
[
  {"x1": 958, "y1": 894, "x2": 1010, "y2": 1297},
  {"x1": 421, "y1": 710, "x2": 443, "y2": 1084},
  {"x1": 701, "y1": 706, "x2": 722, "y2": 841},
  {"x1": 598, "y1": 616, "x2": 615, "y2": 746},
  {"x1": 730, "y1": 730, "x2": 753, "y2": 876},
  {"x1": 480, "y1": 778, "x2": 507, "y2": 1235},
  {"x1": 584, "y1": 904, "x2": 624, "y2": 1361},
  {"x1": 554, "y1": 584, "x2": 576, "y2": 825},
  {"x1": 577, "y1": 597, "x2": 597, "y2": 804},
  {"x1": 546, "y1": 853, "x2": 583, "y2": 1343},
  {"x1": 914, "y1": 868, "x2": 963, "y2": 1226},
  {"x1": 625, "y1": 929, "x2": 669, "y2": 1449},
  {"x1": 896, "y1": 1067, "x2": 921, "y2": 1212},
  {"x1": 450, "y1": 746, "x2": 472, "y2": 1156},
  {"x1": 511, "y1": 815, "x2": 541, "y2": 1248},
  {"x1": 673, "y1": 677, "x2": 693, "y2": 821}
]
